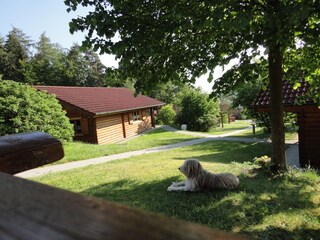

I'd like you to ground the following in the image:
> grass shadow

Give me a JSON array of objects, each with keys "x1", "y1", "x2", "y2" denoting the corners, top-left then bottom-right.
[
  {"x1": 81, "y1": 168, "x2": 319, "y2": 240},
  {"x1": 172, "y1": 141, "x2": 272, "y2": 164}
]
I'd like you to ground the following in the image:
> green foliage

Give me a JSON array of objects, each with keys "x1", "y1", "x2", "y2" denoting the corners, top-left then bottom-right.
[
  {"x1": 0, "y1": 27, "x2": 31, "y2": 82},
  {"x1": 285, "y1": 41, "x2": 320, "y2": 105},
  {"x1": 254, "y1": 155, "x2": 272, "y2": 169},
  {"x1": 83, "y1": 49, "x2": 107, "y2": 86},
  {"x1": 255, "y1": 113, "x2": 272, "y2": 133},
  {"x1": 156, "y1": 104, "x2": 176, "y2": 125},
  {"x1": 176, "y1": 88, "x2": 219, "y2": 132},
  {"x1": 222, "y1": 113, "x2": 229, "y2": 124},
  {"x1": 26, "y1": 33, "x2": 66, "y2": 85},
  {"x1": 64, "y1": 0, "x2": 319, "y2": 95},
  {"x1": 231, "y1": 78, "x2": 273, "y2": 132},
  {"x1": 0, "y1": 28, "x2": 111, "y2": 87},
  {"x1": 103, "y1": 68, "x2": 135, "y2": 89},
  {"x1": 232, "y1": 80, "x2": 264, "y2": 118},
  {"x1": 0, "y1": 80, "x2": 74, "y2": 141},
  {"x1": 147, "y1": 81, "x2": 188, "y2": 105}
]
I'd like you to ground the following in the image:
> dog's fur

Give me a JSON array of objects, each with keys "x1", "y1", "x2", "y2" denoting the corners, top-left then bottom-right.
[{"x1": 167, "y1": 158, "x2": 239, "y2": 192}]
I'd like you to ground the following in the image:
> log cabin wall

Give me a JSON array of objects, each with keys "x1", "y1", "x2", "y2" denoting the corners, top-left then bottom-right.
[
  {"x1": 58, "y1": 99, "x2": 155, "y2": 144},
  {"x1": 96, "y1": 108, "x2": 153, "y2": 144},
  {"x1": 297, "y1": 106, "x2": 320, "y2": 168},
  {"x1": 125, "y1": 109, "x2": 153, "y2": 138},
  {"x1": 96, "y1": 115, "x2": 124, "y2": 144}
]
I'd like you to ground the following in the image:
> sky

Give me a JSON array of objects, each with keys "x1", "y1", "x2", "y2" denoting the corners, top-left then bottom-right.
[{"x1": 0, "y1": 0, "x2": 231, "y2": 92}]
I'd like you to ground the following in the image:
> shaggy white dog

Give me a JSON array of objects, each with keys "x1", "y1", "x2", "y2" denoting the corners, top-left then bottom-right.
[{"x1": 167, "y1": 158, "x2": 239, "y2": 192}]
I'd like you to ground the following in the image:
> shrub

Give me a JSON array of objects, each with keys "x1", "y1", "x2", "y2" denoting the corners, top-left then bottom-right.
[
  {"x1": 255, "y1": 112, "x2": 272, "y2": 133},
  {"x1": 0, "y1": 80, "x2": 74, "y2": 141},
  {"x1": 156, "y1": 104, "x2": 176, "y2": 125},
  {"x1": 254, "y1": 155, "x2": 272, "y2": 169},
  {"x1": 176, "y1": 88, "x2": 220, "y2": 132}
]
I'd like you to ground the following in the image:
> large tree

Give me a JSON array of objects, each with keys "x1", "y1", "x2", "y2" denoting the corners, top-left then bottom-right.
[
  {"x1": 64, "y1": 44, "x2": 89, "y2": 86},
  {"x1": 0, "y1": 27, "x2": 32, "y2": 82},
  {"x1": 65, "y1": 0, "x2": 320, "y2": 172},
  {"x1": 64, "y1": 45, "x2": 108, "y2": 87},
  {"x1": 83, "y1": 49, "x2": 106, "y2": 86},
  {"x1": 26, "y1": 33, "x2": 66, "y2": 85}
]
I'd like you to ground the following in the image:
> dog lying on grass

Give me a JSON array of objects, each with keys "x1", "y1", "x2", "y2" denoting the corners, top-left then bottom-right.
[{"x1": 167, "y1": 158, "x2": 239, "y2": 192}]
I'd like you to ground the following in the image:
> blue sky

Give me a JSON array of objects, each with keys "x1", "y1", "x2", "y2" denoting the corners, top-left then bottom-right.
[
  {"x1": 0, "y1": 0, "x2": 221, "y2": 92},
  {"x1": 0, "y1": 0, "x2": 118, "y2": 67},
  {"x1": 0, "y1": 0, "x2": 88, "y2": 49}
]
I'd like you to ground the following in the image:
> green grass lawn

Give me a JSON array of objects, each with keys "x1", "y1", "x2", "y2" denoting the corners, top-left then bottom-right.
[
  {"x1": 208, "y1": 120, "x2": 298, "y2": 141},
  {"x1": 207, "y1": 120, "x2": 252, "y2": 135},
  {"x1": 34, "y1": 141, "x2": 320, "y2": 240},
  {"x1": 232, "y1": 127, "x2": 299, "y2": 141},
  {"x1": 58, "y1": 121, "x2": 252, "y2": 165},
  {"x1": 57, "y1": 121, "x2": 297, "y2": 165},
  {"x1": 58, "y1": 128, "x2": 200, "y2": 164}
]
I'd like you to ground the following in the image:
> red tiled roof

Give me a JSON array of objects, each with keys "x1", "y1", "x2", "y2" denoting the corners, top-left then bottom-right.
[
  {"x1": 35, "y1": 86, "x2": 165, "y2": 115},
  {"x1": 252, "y1": 80, "x2": 312, "y2": 107}
]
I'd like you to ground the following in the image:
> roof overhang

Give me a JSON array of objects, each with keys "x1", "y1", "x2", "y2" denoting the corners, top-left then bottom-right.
[{"x1": 93, "y1": 103, "x2": 165, "y2": 118}]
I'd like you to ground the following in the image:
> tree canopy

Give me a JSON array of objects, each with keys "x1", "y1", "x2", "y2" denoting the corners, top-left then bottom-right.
[
  {"x1": 65, "y1": 0, "x2": 319, "y2": 92},
  {"x1": 0, "y1": 27, "x2": 31, "y2": 82},
  {"x1": 0, "y1": 27, "x2": 110, "y2": 87},
  {"x1": 65, "y1": 0, "x2": 320, "y2": 172}
]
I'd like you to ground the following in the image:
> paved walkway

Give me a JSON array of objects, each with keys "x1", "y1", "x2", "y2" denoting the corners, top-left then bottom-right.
[{"x1": 15, "y1": 125, "x2": 297, "y2": 178}]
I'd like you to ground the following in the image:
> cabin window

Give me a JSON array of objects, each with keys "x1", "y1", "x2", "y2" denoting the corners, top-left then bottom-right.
[
  {"x1": 70, "y1": 119, "x2": 82, "y2": 135},
  {"x1": 132, "y1": 111, "x2": 140, "y2": 121},
  {"x1": 129, "y1": 111, "x2": 141, "y2": 124}
]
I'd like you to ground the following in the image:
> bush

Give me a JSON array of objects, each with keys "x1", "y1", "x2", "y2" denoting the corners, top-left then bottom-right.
[
  {"x1": 156, "y1": 104, "x2": 176, "y2": 125},
  {"x1": 254, "y1": 155, "x2": 272, "y2": 169},
  {"x1": 0, "y1": 80, "x2": 74, "y2": 141},
  {"x1": 255, "y1": 112, "x2": 272, "y2": 133},
  {"x1": 176, "y1": 88, "x2": 220, "y2": 132}
]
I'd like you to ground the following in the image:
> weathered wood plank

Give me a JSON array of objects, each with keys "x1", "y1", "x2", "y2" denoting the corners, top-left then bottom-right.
[
  {"x1": 0, "y1": 172, "x2": 248, "y2": 240},
  {"x1": 0, "y1": 132, "x2": 64, "y2": 174}
]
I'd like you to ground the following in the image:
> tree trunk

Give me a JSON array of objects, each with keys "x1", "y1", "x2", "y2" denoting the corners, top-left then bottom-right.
[
  {"x1": 220, "y1": 113, "x2": 224, "y2": 128},
  {"x1": 268, "y1": 46, "x2": 287, "y2": 172}
]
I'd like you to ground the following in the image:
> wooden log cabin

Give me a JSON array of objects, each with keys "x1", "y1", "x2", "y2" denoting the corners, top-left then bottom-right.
[
  {"x1": 252, "y1": 80, "x2": 320, "y2": 169},
  {"x1": 35, "y1": 86, "x2": 165, "y2": 144}
]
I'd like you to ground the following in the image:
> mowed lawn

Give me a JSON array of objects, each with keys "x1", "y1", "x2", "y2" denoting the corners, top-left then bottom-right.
[
  {"x1": 58, "y1": 128, "x2": 200, "y2": 164},
  {"x1": 58, "y1": 120, "x2": 297, "y2": 165},
  {"x1": 209, "y1": 120, "x2": 298, "y2": 141},
  {"x1": 207, "y1": 120, "x2": 252, "y2": 135},
  {"x1": 33, "y1": 140, "x2": 320, "y2": 240}
]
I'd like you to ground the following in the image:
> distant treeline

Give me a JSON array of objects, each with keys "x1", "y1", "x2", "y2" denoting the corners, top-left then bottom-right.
[{"x1": 0, "y1": 27, "x2": 125, "y2": 87}]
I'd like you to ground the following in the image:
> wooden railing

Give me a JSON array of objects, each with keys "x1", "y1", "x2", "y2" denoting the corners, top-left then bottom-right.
[{"x1": 0, "y1": 132, "x2": 248, "y2": 239}]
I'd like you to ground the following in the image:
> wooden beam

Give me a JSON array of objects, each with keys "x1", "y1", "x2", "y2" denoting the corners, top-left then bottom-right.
[
  {"x1": 150, "y1": 107, "x2": 155, "y2": 127},
  {"x1": 0, "y1": 132, "x2": 64, "y2": 174},
  {"x1": 0, "y1": 172, "x2": 248, "y2": 240},
  {"x1": 121, "y1": 113, "x2": 126, "y2": 138}
]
